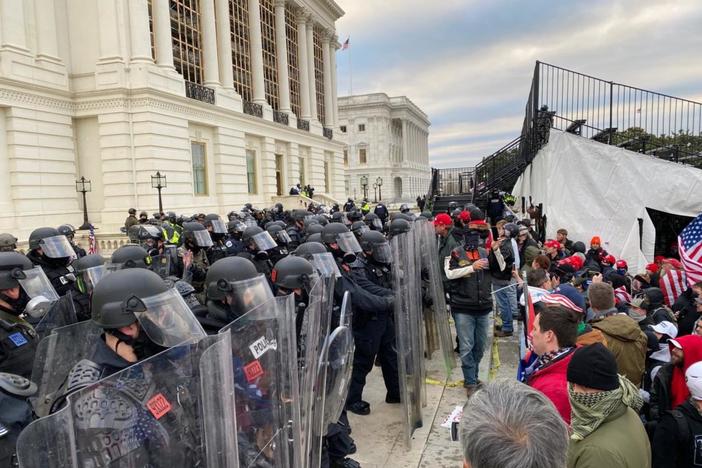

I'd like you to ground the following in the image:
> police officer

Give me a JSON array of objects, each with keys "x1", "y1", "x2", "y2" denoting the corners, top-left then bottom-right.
[
  {"x1": 161, "y1": 211, "x2": 182, "y2": 245},
  {"x1": 350, "y1": 221, "x2": 369, "y2": 241},
  {"x1": 138, "y1": 211, "x2": 149, "y2": 224},
  {"x1": 109, "y1": 244, "x2": 152, "y2": 270},
  {"x1": 25, "y1": 227, "x2": 77, "y2": 296},
  {"x1": 224, "y1": 220, "x2": 247, "y2": 257},
  {"x1": 0, "y1": 233, "x2": 18, "y2": 253},
  {"x1": 357, "y1": 231, "x2": 393, "y2": 289},
  {"x1": 343, "y1": 198, "x2": 355, "y2": 212},
  {"x1": 0, "y1": 252, "x2": 39, "y2": 378},
  {"x1": 71, "y1": 253, "x2": 108, "y2": 321},
  {"x1": 387, "y1": 217, "x2": 411, "y2": 240},
  {"x1": 266, "y1": 224, "x2": 291, "y2": 263},
  {"x1": 204, "y1": 214, "x2": 228, "y2": 265},
  {"x1": 363, "y1": 213, "x2": 383, "y2": 232},
  {"x1": 128, "y1": 225, "x2": 181, "y2": 278},
  {"x1": 238, "y1": 226, "x2": 276, "y2": 279},
  {"x1": 57, "y1": 224, "x2": 86, "y2": 258},
  {"x1": 286, "y1": 209, "x2": 308, "y2": 249},
  {"x1": 179, "y1": 222, "x2": 212, "y2": 292},
  {"x1": 0, "y1": 372, "x2": 37, "y2": 467},
  {"x1": 360, "y1": 199, "x2": 371, "y2": 215},
  {"x1": 373, "y1": 203, "x2": 389, "y2": 224},
  {"x1": 124, "y1": 208, "x2": 139, "y2": 230}
]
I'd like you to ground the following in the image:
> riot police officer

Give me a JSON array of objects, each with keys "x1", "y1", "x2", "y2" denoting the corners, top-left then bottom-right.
[
  {"x1": 57, "y1": 224, "x2": 86, "y2": 258},
  {"x1": 373, "y1": 202, "x2": 389, "y2": 224},
  {"x1": 350, "y1": 221, "x2": 369, "y2": 241},
  {"x1": 363, "y1": 213, "x2": 383, "y2": 232},
  {"x1": 224, "y1": 219, "x2": 247, "y2": 257},
  {"x1": 0, "y1": 233, "x2": 18, "y2": 253},
  {"x1": 25, "y1": 227, "x2": 77, "y2": 296},
  {"x1": 204, "y1": 214, "x2": 228, "y2": 265},
  {"x1": 266, "y1": 224, "x2": 292, "y2": 263},
  {"x1": 239, "y1": 226, "x2": 276, "y2": 278},
  {"x1": 357, "y1": 231, "x2": 393, "y2": 289},
  {"x1": 287, "y1": 209, "x2": 308, "y2": 249},
  {"x1": 0, "y1": 252, "x2": 39, "y2": 378},
  {"x1": 70, "y1": 253, "x2": 108, "y2": 321},
  {"x1": 0, "y1": 373, "x2": 37, "y2": 467},
  {"x1": 179, "y1": 222, "x2": 213, "y2": 292}
]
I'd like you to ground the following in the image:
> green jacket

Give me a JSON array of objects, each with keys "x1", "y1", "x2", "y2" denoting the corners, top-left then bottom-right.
[
  {"x1": 437, "y1": 227, "x2": 461, "y2": 287},
  {"x1": 591, "y1": 314, "x2": 648, "y2": 387},
  {"x1": 567, "y1": 402, "x2": 651, "y2": 468}
]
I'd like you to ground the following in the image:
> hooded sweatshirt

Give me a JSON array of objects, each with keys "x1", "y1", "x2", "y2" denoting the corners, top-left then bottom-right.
[
  {"x1": 592, "y1": 314, "x2": 648, "y2": 387},
  {"x1": 669, "y1": 335, "x2": 702, "y2": 408}
]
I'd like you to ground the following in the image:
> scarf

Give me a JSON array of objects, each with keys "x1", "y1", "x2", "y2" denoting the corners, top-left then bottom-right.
[
  {"x1": 536, "y1": 347, "x2": 573, "y2": 370},
  {"x1": 569, "y1": 376, "x2": 643, "y2": 441}
]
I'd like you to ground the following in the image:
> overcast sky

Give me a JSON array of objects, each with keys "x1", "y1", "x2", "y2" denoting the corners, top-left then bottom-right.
[{"x1": 334, "y1": 0, "x2": 702, "y2": 168}]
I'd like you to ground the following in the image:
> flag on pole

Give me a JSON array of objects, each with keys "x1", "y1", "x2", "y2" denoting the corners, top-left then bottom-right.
[
  {"x1": 614, "y1": 285, "x2": 632, "y2": 307},
  {"x1": 88, "y1": 224, "x2": 99, "y2": 255},
  {"x1": 679, "y1": 212, "x2": 702, "y2": 286},
  {"x1": 659, "y1": 269, "x2": 687, "y2": 307},
  {"x1": 341, "y1": 37, "x2": 350, "y2": 50}
]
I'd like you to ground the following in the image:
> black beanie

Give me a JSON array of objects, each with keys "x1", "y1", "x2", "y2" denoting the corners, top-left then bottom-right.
[{"x1": 567, "y1": 343, "x2": 619, "y2": 391}]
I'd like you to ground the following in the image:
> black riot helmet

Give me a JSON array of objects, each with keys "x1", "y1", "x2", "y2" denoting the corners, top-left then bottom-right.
[
  {"x1": 28, "y1": 227, "x2": 75, "y2": 265},
  {"x1": 291, "y1": 209, "x2": 309, "y2": 223},
  {"x1": 57, "y1": 224, "x2": 77, "y2": 241},
  {"x1": 0, "y1": 252, "x2": 34, "y2": 290},
  {"x1": 293, "y1": 241, "x2": 328, "y2": 259},
  {"x1": 351, "y1": 221, "x2": 370, "y2": 239},
  {"x1": 128, "y1": 224, "x2": 163, "y2": 250},
  {"x1": 91, "y1": 268, "x2": 169, "y2": 329},
  {"x1": 182, "y1": 222, "x2": 214, "y2": 249},
  {"x1": 468, "y1": 206, "x2": 485, "y2": 221},
  {"x1": 321, "y1": 223, "x2": 361, "y2": 264},
  {"x1": 242, "y1": 226, "x2": 264, "y2": 244},
  {"x1": 313, "y1": 215, "x2": 329, "y2": 226},
  {"x1": 227, "y1": 219, "x2": 247, "y2": 238},
  {"x1": 388, "y1": 218, "x2": 411, "y2": 238},
  {"x1": 364, "y1": 213, "x2": 383, "y2": 231},
  {"x1": 321, "y1": 222, "x2": 351, "y2": 245},
  {"x1": 399, "y1": 204, "x2": 410, "y2": 213},
  {"x1": 73, "y1": 254, "x2": 107, "y2": 295},
  {"x1": 272, "y1": 256, "x2": 315, "y2": 290},
  {"x1": 331, "y1": 212, "x2": 347, "y2": 224},
  {"x1": 360, "y1": 230, "x2": 393, "y2": 265},
  {"x1": 204, "y1": 214, "x2": 227, "y2": 235},
  {"x1": 306, "y1": 233, "x2": 323, "y2": 244},
  {"x1": 267, "y1": 224, "x2": 292, "y2": 246},
  {"x1": 109, "y1": 244, "x2": 151, "y2": 270},
  {"x1": 448, "y1": 201, "x2": 458, "y2": 212},
  {"x1": 274, "y1": 203, "x2": 284, "y2": 213},
  {"x1": 347, "y1": 210, "x2": 363, "y2": 222},
  {"x1": 0, "y1": 233, "x2": 18, "y2": 252},
  {"x1": 205, "y1": 256, "x2": 260, "y2": 301}
]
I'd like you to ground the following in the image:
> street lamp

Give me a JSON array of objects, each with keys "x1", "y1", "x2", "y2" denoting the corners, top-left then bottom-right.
[
  {"x1": 75, "y1": 176, "x2": 92, "y2": 230},
  {"x1": 373, "y1": 183, "x2": 378, "y2": 203},
  {"x1": 151, "y1": 171, "x2": 167, "y2": 215},
  {"x1": 360, "y1": 175, "x2": 368, "y2": 199},
  {"x1": 376, "y1": 177, "x2": 383, "y2": 201}
]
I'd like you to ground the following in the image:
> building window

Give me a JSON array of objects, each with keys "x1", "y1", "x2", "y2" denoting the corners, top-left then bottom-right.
[
  {"x1": 191, "y1": 142, "x2": 208, "y2": 195},
  {"x1": 246, "y1": 149, "x2": 257, "y2": 193},
  {"x1": 359, "y1": 148, "x2": 367, "y2": 165},
  {"x1": 171, "y1": 0, "x2": 204, "y2": 84},
  {"x1": 285, "y1": 6, "x2": 301, "y2": 117},
  {"x1": 230, "y1": 0, "x2": 253, "y2": 102},
  {"x1": 340, "y1": 125, "x2": 347, "y2": 133},
  {"x1": 343, "y1": 149, "x2": 348, "y2": 166},
  {"x1": 358, "y1": 124, "x2": 365, "y2": 132},
  {"x1": 147, "y1": 0, "x2": 155, "y2": 59},
  {"x1": 260, "y1": 0, "x2": 279, "y2": 109},
  {"x1": 313, "y1": 27, "x2": 325, "y2": 125}
]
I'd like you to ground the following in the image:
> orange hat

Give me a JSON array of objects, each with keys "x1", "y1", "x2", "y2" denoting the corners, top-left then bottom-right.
[
  {"x1": 591, "y1": 236, "x2": 601, "y2": 245},
  {"x1": 433, "y1": 213, "x2": 452, "y2": 227}
]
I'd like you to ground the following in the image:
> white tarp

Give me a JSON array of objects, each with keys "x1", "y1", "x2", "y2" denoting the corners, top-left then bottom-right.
[{"x1": 512, "y1": 130, "x2": 702, "y2": 274}]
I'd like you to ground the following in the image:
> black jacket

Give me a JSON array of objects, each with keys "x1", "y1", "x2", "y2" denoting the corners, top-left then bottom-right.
[
  {"x1": 674, "y1": 288, "x2": 700, "y2": 336},
  {"x1": 652, "y1": 400, "x2": 702, "y2": 468},
  {"x1": 447, "y1": 247, "x2": 493, "y2": 314},
  {"x1": 26, "y1": 250, "x2": 77, "y2": 296},
  {"x1": 648, "y1": 362, "x2": 674, "y2": 437}
]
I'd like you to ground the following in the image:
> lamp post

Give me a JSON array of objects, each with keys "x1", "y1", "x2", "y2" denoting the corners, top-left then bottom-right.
[
  {"x1": 373, "y1": 183, "x2": 378, "y2": 202},
  {"x1": 75, "y1": 176, "x2": 92, "y2": 230},
  {"x1": 151, "y1": 171, "x2": 167, "y2": 215},
  {"x1": 360, "y1": 175, "x2": 368, "y2": 199},
  {"x1": 376, "y1": 177, "x2": 383, "y2": 201}
]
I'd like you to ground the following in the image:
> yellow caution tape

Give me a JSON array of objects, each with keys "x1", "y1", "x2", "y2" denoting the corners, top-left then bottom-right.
[{"x1": 425, "y1": 377, "x2": 465, "y2": 388}]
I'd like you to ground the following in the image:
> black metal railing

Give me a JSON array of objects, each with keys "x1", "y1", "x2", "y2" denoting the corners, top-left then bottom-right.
[
  {"x1": 473, "y1": 136, "x2": 525, "y2": 202},
  {"x1": 297, "y1": 119, "x2": 310, "y2": 131},
  {"x1": 528, "y1": 61, "x2": 702, "y2": 167},
  {"x1": 243, "y1": 101, "x2": 263, "y2": 118},
  {"x1": 185, "y1": 81, "x2": 215, "y2": 104},
  {"x1": 273, "y1": 110, "x2": 289, "y2": 126},
  {"x1": 323, "y1": 127, "x2": 333, "y2": 140},
  {"x1": 432, "y1": 166, "x2": 475, "y2": 196}
]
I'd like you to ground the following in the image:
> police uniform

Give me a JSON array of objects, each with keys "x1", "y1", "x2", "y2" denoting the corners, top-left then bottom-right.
[
  {"x1": 0, "y1": 308, "x2": 37, "y2": 379},
  {"x1": 26, "y1": 250, "x2": 77, "y2": 296}
]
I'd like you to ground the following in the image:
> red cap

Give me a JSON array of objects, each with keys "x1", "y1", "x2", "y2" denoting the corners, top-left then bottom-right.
[
  {"x1": 616, "y1": 259, "x2": 628, "y2": 270},
  {"x1": 662, "y1": 258, "x2": 683, "y2": 269},
  {"x1": 602, "y1": 254, "x2": 616, "y2": 266},
  {"x1": 654, "y1": 255, "x2": 665, "y2": 264},
  {"x1": 544, "y1": 240, "x2": 561, "y2": 250},
  {"x1": 459, "y1": 210, "x2": 471, "y2": 223},
  {"x1": 561, "y1": 255, "x2": 584, "y2": 271},
  {"x1": 433, "y1": 213, "x2": 452, "y2": 227},
  {"x1": 646, "y1": 263, "x2": 659, "y2": 274}
]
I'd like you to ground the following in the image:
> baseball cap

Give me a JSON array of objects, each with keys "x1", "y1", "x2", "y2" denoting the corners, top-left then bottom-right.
[
  {"x1": 544, "y1": 240, "x2": 561, "y2": 250},
  {"x1": 650, "y1": 321, "x2": 678, "y2": 339},
  {"x1": 686, "y1": 361, "x2": 702, "y2": 400},
  {"x1": 433, "y1": 213, "x2": 452, "y2": 227}
]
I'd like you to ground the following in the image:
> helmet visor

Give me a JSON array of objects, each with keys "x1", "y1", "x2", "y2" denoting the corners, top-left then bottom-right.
[
  {"x1": 244, "y1": 218, "x2": 258, "y2": 228},
  {"x1": 372, "y1": 242, "x2": 393, "y2": 264},
  {"x1": 18, "y1": 266, "x2": 60, "y2": 302},
  {"x1": 370, "y1": 218, "x2": 383, "y2": 230},
  {"x1": 142, "y1": 225, "x2": 162, "y2": 238},
  {"x1": 310, "y1": 252, "x2": 342, "y2": 278},
  {"x1": 252, "y1": 231, "x2": 277, "y2": 251},
  {"x1": 336, "y1": 231, "x2": 363, "y2": 253},
  {"x1": 192, "y1": 230, "x2": 214, "y2": 248},
  {"x1": 135, "y1": 288, "x2": 206, "y2": 347},
  {"x1": 210, "y1": 220, "x2": 227, "y2": 234},
  {"x1": 39, "y1": 235, "x2": 75, "y2": 259},
  {"x1": 276, "y1": 230, "x2": 292, "y2": 245},
  {"x1": 220, "y1": 275, "x2": 275, "y2": 318},
  {"x1": 82, "y1": 265, "x2": 108, "y2": 295}
]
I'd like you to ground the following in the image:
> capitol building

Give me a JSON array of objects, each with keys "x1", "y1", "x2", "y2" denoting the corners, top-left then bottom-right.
[{"x1": 0, "y1": 0, "x2": 345, "y2": 237}]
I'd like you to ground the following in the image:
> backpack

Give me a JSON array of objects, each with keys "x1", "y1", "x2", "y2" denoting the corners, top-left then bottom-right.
[{"x1": 670, "y1": 408, "x2": 691, "y2": 446}]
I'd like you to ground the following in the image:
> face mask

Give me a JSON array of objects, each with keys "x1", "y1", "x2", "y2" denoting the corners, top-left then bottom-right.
[{"x1": 254, "y1": 250, "x2": 269, "y2": 261}]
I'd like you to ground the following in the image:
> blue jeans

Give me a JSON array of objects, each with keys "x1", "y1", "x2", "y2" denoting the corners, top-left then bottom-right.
[
  {"x1": 493, "y1": 282, "x2": 517, "y2": 333},
  {"x1": 452, "y1": 312, "x2": 489, "y2": 386}
]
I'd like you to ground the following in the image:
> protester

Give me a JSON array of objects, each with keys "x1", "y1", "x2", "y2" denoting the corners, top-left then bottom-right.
[{"x1": 461, "y1": 379, "x2": 569, "y2": 468}]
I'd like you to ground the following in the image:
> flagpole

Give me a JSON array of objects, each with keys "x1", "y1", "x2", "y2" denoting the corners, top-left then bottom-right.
[{"x1": 348, "y1": 38, "x2": 353, "y2": 95}]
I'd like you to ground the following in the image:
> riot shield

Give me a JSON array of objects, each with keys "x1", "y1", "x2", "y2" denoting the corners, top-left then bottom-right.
[
  {"x1": 30, "y1": 320, "x2": 102, "y2": 417},
  {"x1": 32, "y1": 293, "x2": 79, "y2": 340},
  {"x1": 417, "y1": 220, "x2": 456, "y2": 377},
  {"x1": 391, "y1": 228, "x2": 425, "y2": 448},
  {"x1": 220, "y1": 294, "x2": 302, "y2": 468},
  {"x1": 151, "y1": 252, "x2": 172, "y2": 279},
  {"x1": 321, "y1": 291, "x2": 354, "y2": 429},
  {"x1": 17, "y1": 333, "x2": 238, "y2": 467}
]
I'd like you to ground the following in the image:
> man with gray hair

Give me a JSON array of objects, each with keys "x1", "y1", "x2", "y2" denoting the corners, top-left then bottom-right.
[{"x1": 461, "y1": 379, "x2": 568, "y2": 468}]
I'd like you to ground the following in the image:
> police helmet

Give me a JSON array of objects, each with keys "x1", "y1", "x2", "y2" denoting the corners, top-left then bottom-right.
[
  {"x1": 205, "y1": 256, "x2": 259, "y2": 301},
  {"x1": 272, "y1": 256, "x2": 315, "y2": 290},
  {"x1": 0, "y1": 233, "x2": 18, "y2": 252},
  {"x1": 0, "y1": 252, "x2": 34, "y2": 290},
  {"x1": 110, "y1": 244, "x2": 151, "y2": 269}
]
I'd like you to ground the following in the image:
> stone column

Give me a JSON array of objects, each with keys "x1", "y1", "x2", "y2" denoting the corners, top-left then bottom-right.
[
  {"x1": 128, "y1": 0, "x2": 152, "y2": 64},
  {"x1": 97, "y1": 1, "x2": 122, "y2": 61},
  {"x1": 274, "y1": 0, "x2": 291, "y2": 113},
  {"x1": 35, "y1": 0, "x2": 60, "y2": 61},
  {"x1": 215, "y1": 0, "x2": 234, "y2": 89},
  {"x1": 296, "y1": 11, "x2": 311, "y2": 119},
  {"x1": 306, "y1": 19, "x2": 317, "y2": 121},
  {"x1": 401, "y1": 120, "x2": 408, "y2": 162},
  {"x1": 0, "y1": 0, "x2": 28, "y2": 51},
  {"x1": 153, "y1": 0, "x2": 175, "y2": 69},
  {"x1": 321, "y1": 31, "x2": 333, "y2": 128},
  {"x1": 200, "y1": 0, "x2": 220, "y2": 85},
  {"x1": 330, "y1": 36, "x2": 339, "y2": 127},
  {"x1": 248, "y1": 0, "x2": 267, "y2": 104}
]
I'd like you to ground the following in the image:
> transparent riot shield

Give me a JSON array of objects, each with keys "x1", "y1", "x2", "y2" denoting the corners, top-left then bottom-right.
[
  {"x1": 32, "y1": 293, "x2": 79, "y2": 340},
  {"x1": 151, "y1": 252, "x2": 173, "y2": 279},
  {"x1": 17, "y1": 333, "x2": 238, "y2": 468},
  {"x1": 391, "y1": 229, "x2": 425, "y2": 448},
  {"x1": 418, "y1": 220, "x2": 456, "y2": 377},
  {"x1": 321, "y1": 291, "x2": 354, "y2": 429},
  {"x1": 220, "y1": 294, "x2": 302, "y2": 468},
  {"x1": 30, "y1": 320, "x2": 102, "y2": 417}
]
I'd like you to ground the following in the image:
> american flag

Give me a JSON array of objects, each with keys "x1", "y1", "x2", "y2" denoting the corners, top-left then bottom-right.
[
  {"x1": 679, "y1": 213, "x2": 702, "y2": 286},
  {"x1": 659, "y1": 269, "x2": 687, "y2": 307},
  {"x1": 614, "y1": 285, "x2": 632, "y2": 306},
  {"x1": 523, "y1": 282, "x2": 535, "y2": 359},
  {"x1": 341, "y1": 37, "x2": 350, "y2": 50},
  {"x1": 88, "y1": 224, "x2": 99, "y2": 255}
]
